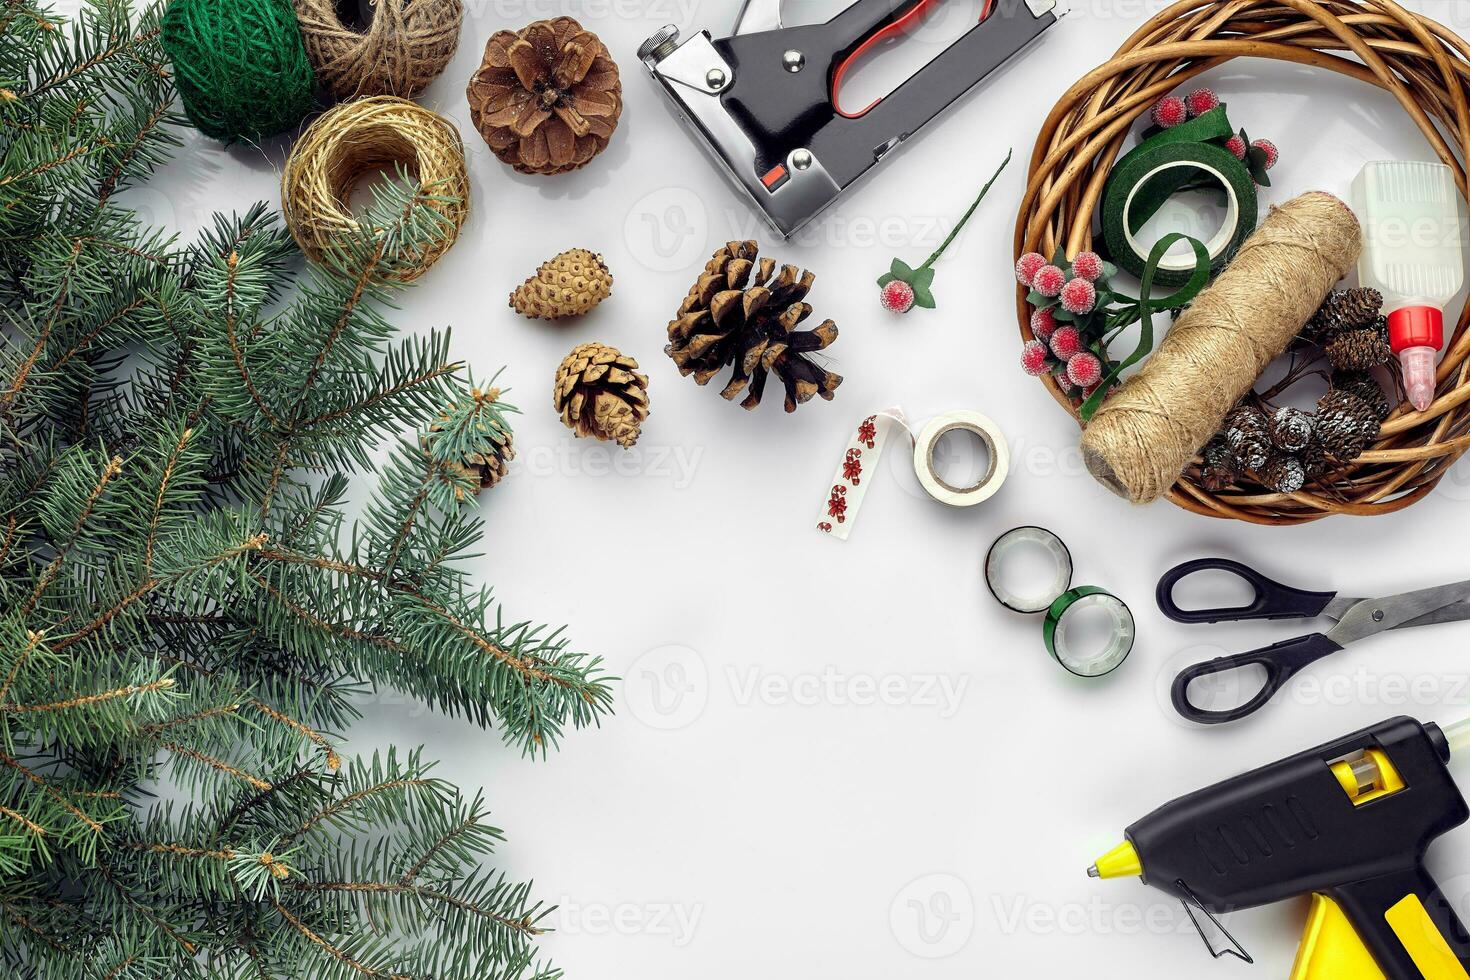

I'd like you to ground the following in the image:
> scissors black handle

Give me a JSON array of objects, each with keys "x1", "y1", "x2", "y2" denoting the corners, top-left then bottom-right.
[
  {"x1": 1171, "y1": 633, "x2": 1345, "y2": 724},
  {"x1": 1157, "y1": 558, "x2": 1338, "y2": 624}
]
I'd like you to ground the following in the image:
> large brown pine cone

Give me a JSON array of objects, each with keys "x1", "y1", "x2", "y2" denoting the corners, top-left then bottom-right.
[
  {"x1": 554, "y1": 342, "x2": 649, "y2": 447},
  {"x1": 466, "y1": 17, "x2": 622, "y2": 176},
  {"x1": 666, "y1": 241, "x2": 841, "y2": 412}
]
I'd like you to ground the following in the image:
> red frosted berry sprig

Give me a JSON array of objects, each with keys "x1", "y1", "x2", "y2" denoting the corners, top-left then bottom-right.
[
  {"x1": 1147, "y1": 87, "x2": 1280, "y2": 186},
  {"x1": 878, "y1": 149, "x2": 1010, "y2": 314},
  {"x1": 1014, "y1": 246, "x2": 1120, "y2": 395}
]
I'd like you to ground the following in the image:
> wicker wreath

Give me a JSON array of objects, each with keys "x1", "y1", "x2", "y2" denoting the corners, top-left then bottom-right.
[{"x1": 1015, "y1": 0, "x2": 1470, "y2": 524}]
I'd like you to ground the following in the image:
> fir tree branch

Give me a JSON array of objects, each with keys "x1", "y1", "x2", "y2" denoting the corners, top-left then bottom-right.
[
  {"x1": 1, "y1": 898, "x2": 66, "y2": 952},
  {"x1": 288, "y1": 776, "x2": 432, "y2": 843},
  {"x1": 0, "y1": 140, "x2": 110, "y2": 187},
  {"x1": 159, "y1": 741, "x2": 271, "y2": 792},
  {"x1": 45, "y1": 292, "x2": 151, "y2": 372},
  {"x1": 51, "y1": 532, "x2": 268, "y2": 651},
  {"x1": 143, "y1": 427, "x2": 192, "y2": 572},
  {"x1": 291, "y1": 879, "x2": 549, "y2": 935},
  {"x1": 294, "y1": 360, "x2": 463, "y2": 430},
  {"x1": 272, "y1": 899, "x2": 414, "y2": 980},
  {"x1": 22, "y1": 455, "x2": 123, "y2": 615},
  {"x1": 0, "y1": 629, "x2": 43, "y2": 703},
  {"x1": 400, "y1": 816, "x2": 476, "y2": 886},
  {"x1": 213, "y1": 766, "x2": 313, "y2": 839},
  {"x1": 224, "y1": 251, "x2": 283, "y2": 430},
  {"x1": 136, "y1": 701, "x2": 238, "y2": 735},
  {"x1": 0, "y1": 753, "x2": 102, "y2": 832},
  {"x1": 290, "y1": 241, "x2": 387, "y2": 416},
  {"x1": 0, "y1": 238, "x2": 81, "y2": 410},
  {"x1": 94, "y1": 857, "x2": 197, "y2": 954},
  {"x1": 0, "y1": 804, "x2": 44, "y2": 836},
  {"x1": 1, "y1": 676, "x2": 172, "y2": 713},
  {"x1": 21, "y1": 25, "x2": 160, "y2": 99},
  {"x1": 96, "y1": 95, "x2": 170, "y2": 206}
]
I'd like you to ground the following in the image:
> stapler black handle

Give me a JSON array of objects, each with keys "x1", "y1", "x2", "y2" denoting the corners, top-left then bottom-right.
[
  {"x1": 829, "y1": 0, "x2": 949, "y2": 117},
  {"x1": 817, "y1": 0, "x2": 1057, "y2": 180}
]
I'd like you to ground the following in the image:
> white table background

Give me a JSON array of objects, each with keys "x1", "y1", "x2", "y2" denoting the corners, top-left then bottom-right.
[{"x1": 65, "y1": 0, "x2": 1470, "y2": 973}]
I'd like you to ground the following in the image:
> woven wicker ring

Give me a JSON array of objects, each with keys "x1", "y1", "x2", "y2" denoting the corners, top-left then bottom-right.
[{"x1": 1014, "y1": 0, "x2": 1470, "y2": 524}]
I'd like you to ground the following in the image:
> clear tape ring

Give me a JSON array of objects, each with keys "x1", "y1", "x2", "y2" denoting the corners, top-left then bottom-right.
[
  {"x1": 985, "y1": 526, "x2": 1074, "y2": 614},
  {"x1": 1043, "y1": 587, "x2": 1135, "y2": 678}
]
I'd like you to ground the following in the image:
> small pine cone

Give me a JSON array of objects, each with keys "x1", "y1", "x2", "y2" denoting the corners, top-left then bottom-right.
[
  {"x1": 1260, "y1": 453, "x2": 1306, "y2": 494},
  {"x1": 554, "y1": 342, "x2": 650, "y2": 447},
  {"x1": 424, "y1": 387, "x2": 517, "y2": 499},
  {"x1": 1308, "y1": 287, "x2": 1383, "y2": 339},
  {"x1": 1331, "y1": 370, "x2": 1392, "y2": 421},
  {"x1": 1223, "y1": 405, "x2": 1271, "y2": 471},
  {"x1": 1325, "y1": 326, "x2": 1393, "y2": 371},
  {"x1": 510, "y1": 249, "x2": 612, "y2": 320},
  {"x1": 1200, "y1": 437, "x2": 1240, "y2": 491},
  {"x1": 1268, "y1": 406, "x2": 1314, "y2": 453},
  {"x1": 1316, "y1": 388, "x2": 1380, "y2": 461},
  {"x1": 1300, "y1": 440, "x2": 1330, "y2": 480}
]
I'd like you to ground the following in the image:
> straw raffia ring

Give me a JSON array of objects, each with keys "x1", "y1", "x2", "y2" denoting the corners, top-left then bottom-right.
[
  {"x1": 292, "y1": 0, "x2": 463, "y2": 100},
  {"x1": 281, "y1": 96, "x2": 469, "y2": 282},
  {"x1": 1015, "y1": 0, "x2": 1470, "y2": 524}
]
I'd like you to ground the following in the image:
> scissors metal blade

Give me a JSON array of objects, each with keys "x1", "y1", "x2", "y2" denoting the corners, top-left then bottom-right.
[{"x1": 1330, "y1": 580, "x2": 1470, "y2": 646}]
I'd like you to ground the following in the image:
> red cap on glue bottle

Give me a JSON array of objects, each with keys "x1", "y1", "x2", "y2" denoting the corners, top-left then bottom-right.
[{"x1": 1388, "y1": 306, "x2": 1442, "y2": 413}]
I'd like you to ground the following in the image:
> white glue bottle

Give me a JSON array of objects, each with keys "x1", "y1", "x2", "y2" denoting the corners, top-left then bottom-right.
[{"x1": 1352, "y1": 161, "x2": 1464, "y2": 412}]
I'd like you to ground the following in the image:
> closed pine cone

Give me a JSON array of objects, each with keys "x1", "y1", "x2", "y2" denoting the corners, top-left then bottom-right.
[
  {"x1": 1316, "y1": 388, "x2": 1381, "y2": 461},
  {"x1": 466, "y1": 17, "x2": 622, "y2": 176},
  {"x1": 511, "y1": 248, "x2": 612, "y2": 319},
  {"x1": 1324, "y1": 322, "x2": 1392, "y2": 371},
  {"x1": 666, "y1": 241, "x2": 841, "y2": 412},
  {"x1": 1332, "y1": 370, "x2": 1392, "y2": 421},
  {"x1": 1307, "y1": 287, "x2": 1382, "y2": 339},
  {"x1": 554, "y1": 342, "x2": 649, "y2": 447}
]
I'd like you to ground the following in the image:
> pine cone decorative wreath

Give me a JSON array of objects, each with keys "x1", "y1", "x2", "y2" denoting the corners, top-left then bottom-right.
[
  {"x1": 466, "y1": 17, "x2": 622, "y2": 176},
  {"x1": 554, "y1": 342, "x2": 650, "y2": 447},
  {"x1": 666, "y1": 241, "x2": 842, "y2": 412},
  {"x1": 1014, "y1": 0, "x2": 1470, "y2": 523}
]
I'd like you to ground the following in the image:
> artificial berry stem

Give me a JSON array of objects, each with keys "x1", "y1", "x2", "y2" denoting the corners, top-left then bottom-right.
[{"x1": 918, "y1": 148, "x2": 1012, "y2": 271}]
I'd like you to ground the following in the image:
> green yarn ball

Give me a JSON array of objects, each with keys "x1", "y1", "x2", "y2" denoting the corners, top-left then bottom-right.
[{"x1": 161, "y1": 0, "x2": 315, "y2": 143}]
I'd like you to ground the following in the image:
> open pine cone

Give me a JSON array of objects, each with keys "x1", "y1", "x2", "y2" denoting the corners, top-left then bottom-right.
[
  {"x1": 666, "y1": 241, "x2": 841, "y2": 412},
  {"x1": 554, "y1": 342, "x2": 650, "y2": 447},
  {"x1": 466, "y1": 17, "x2": 622, "y2": 176}
]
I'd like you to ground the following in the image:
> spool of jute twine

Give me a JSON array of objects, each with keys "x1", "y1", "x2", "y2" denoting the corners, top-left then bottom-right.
[
  {"x1": 280, "y1": 96, "x2": 469, "y2": 282},
  {"x1": 1080, "y1": 191, "x2": 1361, "y2": 504},
  {"x1": 292, "y1": 0, "x2": 463, "y2": 100}
]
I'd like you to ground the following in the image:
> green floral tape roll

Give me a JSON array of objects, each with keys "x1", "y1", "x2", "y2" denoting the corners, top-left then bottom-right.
[
  {"x1": 1101, "y1": 139, "x2": 1257, "y2": 288},
  {"x1": 1042, "y1": 586, "x2": 1135, "y2": 678}
]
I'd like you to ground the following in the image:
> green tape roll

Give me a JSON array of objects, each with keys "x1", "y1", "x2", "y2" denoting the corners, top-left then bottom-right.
[
  {"x1": 1042, "y1": 586, "x2": 1135, "y2": 678},
  {"x1": 1101, "y1": 138, "x2": 1257, "y2": 288}
]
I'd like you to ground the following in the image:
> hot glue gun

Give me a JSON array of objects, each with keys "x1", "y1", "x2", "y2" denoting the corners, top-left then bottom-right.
[{"x1": 1090, "y1": 716, "x2": 1470, "y2": 978}]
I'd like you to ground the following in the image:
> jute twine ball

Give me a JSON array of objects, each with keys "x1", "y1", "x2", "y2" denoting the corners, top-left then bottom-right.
[
  {"x1": 1015, "y1": 0, "x2": 1470, "y2": 524},
  {"x1": 292, "y1": 0, "x2": 464, "y2": 100},
  {"x1": 1080, "y1": 193, "x2": 1361, "y2": 505},
  {"x1": 161, "y1": 0, "x2": 315, "y2": 142},
  {"x1": 280, "y1": 96, "x2": 469, "y2": 282}
]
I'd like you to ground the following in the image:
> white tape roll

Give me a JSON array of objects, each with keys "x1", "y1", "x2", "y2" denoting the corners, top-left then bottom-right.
[{"x1": 911, "y1": 411, "x2": 1009, "y2": 507}]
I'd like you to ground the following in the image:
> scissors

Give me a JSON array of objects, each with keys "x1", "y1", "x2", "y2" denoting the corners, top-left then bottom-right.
[{"x1": 1158, "y1": 558, "x2": 1470, "y2": 725}]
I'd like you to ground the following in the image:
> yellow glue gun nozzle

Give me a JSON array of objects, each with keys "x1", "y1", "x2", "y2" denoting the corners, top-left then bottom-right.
[{"x1": 1088, "y1": 841, "x2": 1142, "y2": 880}]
